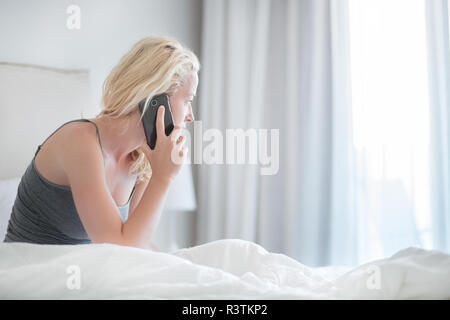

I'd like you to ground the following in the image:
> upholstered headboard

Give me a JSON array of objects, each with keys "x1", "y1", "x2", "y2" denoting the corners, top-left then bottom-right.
[{"x1": 0, "y1": 62, "x2": 93, "y2": 179}]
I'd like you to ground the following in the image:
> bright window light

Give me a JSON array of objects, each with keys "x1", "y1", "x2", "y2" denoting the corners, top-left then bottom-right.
[{"x1": 349, "y1": 0, "x2": 432, "y2": 262}]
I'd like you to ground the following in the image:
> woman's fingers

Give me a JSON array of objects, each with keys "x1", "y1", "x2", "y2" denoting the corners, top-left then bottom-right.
[
  {"x1": 170, "y1": 125, "x2": 183, "y2": 143},
  {"x1": 170, "y1": 139, "x2": 188, "y2": 165},
  {"x1": 180, "y1": 146, "x2": 188, "y2": 159},
  {"x1": 155, "y1": 108, "x2": 184, "y2": 148},
  {"x1": 176, "y1": 134, "x2": 185, "y2": 145},
  {"x1": 156, "y1": 106, "x2": 165, "y2": 136}
]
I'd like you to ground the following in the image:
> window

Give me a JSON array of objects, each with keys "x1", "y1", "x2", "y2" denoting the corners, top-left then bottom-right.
[{"x1": 349, "y1": 0, "x2": 432, "y2": 263}]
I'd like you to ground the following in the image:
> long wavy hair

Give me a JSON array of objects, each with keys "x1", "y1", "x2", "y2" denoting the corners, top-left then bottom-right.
[{"x1": 98, "y1": 35, "x2": 200, "y2": 181}]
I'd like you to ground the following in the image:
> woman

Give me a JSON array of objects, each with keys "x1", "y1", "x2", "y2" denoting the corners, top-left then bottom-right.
[{"x1": 3, "y1": 36, "x2": 199, "y2": 249}]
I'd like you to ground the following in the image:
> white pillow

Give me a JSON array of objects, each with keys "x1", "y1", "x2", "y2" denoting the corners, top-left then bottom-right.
[{"x1": 0, "y1": 177, "x2": 20, "y2": 240}]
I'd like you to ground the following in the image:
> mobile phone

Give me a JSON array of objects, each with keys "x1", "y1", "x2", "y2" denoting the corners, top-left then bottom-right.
[{"x1": 138, "y1": 94, "x2": 174, "y2": 150}]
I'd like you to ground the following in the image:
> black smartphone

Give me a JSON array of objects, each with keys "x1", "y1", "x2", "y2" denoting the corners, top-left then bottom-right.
[{"x1": 138, "y1": 94, "x2": 174, "y2": 150}]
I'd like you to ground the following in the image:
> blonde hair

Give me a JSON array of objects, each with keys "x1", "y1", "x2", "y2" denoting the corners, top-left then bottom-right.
[{"x1": 98, "y1": 35, "x2": 200, "y2": 182}]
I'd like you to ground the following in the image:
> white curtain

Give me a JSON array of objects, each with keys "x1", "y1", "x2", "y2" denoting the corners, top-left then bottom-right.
[
  {"x1": 347, "y1": 0, "x2": 437, "y2": 265},
  {"x1": 196, "y1": 0, "x2": 356, "y2": 267},
  {"x1": 196, "y1": 0, "x2": 450, "y2": 267},
  {"x1": 425, "y1": 0, "x2": 450, "y2": 252}
]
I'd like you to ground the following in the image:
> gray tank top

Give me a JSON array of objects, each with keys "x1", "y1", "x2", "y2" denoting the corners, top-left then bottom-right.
[{"x1": 3, "y1": 119, "x2": 137, "y2": 245}]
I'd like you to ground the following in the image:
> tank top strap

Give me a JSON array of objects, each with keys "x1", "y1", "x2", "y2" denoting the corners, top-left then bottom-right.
[
  {"x1": 35, "y1": 119, "x2": 106, "y2": 166},
  {"x1": 128, "y1": 178, "x2": 138, "y2": 200}
]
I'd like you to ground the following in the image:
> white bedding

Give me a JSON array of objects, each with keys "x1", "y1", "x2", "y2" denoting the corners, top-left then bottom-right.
[{"x1": 0, "y1": 239, "x2": 449, "y2": 299}]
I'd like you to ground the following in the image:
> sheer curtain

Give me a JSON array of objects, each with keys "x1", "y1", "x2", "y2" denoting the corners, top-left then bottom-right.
[
  {"x1": 348, "y1": 0, "x2": 434, "y2": 264},
  {"x1": 196, "y1": 0, "x2": 272, "y2": 244},
  {"x1": 348, "y1": 0, "x2": 450, "y2": 263},
  {"x1": 425, "y1": 0, "x2": 450, "y2": 253},
  {"x1": 196, "y1": 0, "x2": 356, "y2": 267},
  {"x1": 196, "y1": 0, "x2": 450, "y2": 267}
]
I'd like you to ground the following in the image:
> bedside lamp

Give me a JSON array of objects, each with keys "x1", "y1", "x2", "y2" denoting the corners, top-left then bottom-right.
[{"x1": 165, "y1": 163, "x2": 197, "y2": 211}]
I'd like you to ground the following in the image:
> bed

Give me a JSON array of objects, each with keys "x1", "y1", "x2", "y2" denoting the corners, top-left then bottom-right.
[
  {"x1": 1, "y1": 63, "x2": 450, "y2": 300},
  {"x1": 0, "y1": 236, "x2": 449, "y2": 299}
]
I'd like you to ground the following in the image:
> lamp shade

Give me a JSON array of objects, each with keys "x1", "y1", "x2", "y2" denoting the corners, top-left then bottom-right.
[{"x1": 164, "y1": 163, "x2": 197, "y2": 211}]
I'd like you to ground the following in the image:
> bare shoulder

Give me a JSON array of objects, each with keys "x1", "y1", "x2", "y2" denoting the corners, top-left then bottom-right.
[
  {"x1": 56, "y1": 121, "x2": 103, "y2": 169},
  {"x1": 56, "y1": 120, "x2": 98, "y2": 141},
  {"x1": 34, "y1": 121, "x2": 103, "y2": 186}
]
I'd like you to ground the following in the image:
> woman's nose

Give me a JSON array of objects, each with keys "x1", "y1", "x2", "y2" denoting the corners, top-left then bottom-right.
[{"x1": 185, "y1": 105, "x2": 195, "y2": 123}]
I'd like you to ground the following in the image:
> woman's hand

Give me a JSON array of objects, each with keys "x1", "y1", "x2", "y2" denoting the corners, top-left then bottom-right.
[{"x1": 140, "y1": 106, "x2": 187, "y2": 183}]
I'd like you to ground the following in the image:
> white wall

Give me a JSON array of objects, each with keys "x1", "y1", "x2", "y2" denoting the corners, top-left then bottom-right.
[
  {"x1": 0, "y1": 0, "x2": 202, "y2": 251},
  {"x1": 0, "y1": 0, "x2": 202, "y2": 115}
]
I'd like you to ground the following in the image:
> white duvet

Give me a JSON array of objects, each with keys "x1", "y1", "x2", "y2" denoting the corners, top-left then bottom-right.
[{"x1": 0, "y1": 239, "x2": 449, "y2": 299}]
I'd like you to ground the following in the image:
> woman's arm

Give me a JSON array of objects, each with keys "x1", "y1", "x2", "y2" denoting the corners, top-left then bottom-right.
[
  {"x1": 128, "y1": 179, "x2": 161, "y2": 250},
  {"x1": 121, "y1": 106, "x2": 186, "y2": 248},
  {"x1": 61, "y1": 125, "x2": 173, "y2": 248},
  {"x1": 63, "y1": 106, "x2": 184, "y2": 248},
  {"x1": 62, "y1": 126, "x2": 128, "y2": 245},
  {"x1": 128, "y1": 179, "x2": 149, "y2": 216},
  {"x1": 121, "y1": 176, "x2": 171, "y2": 248}
]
